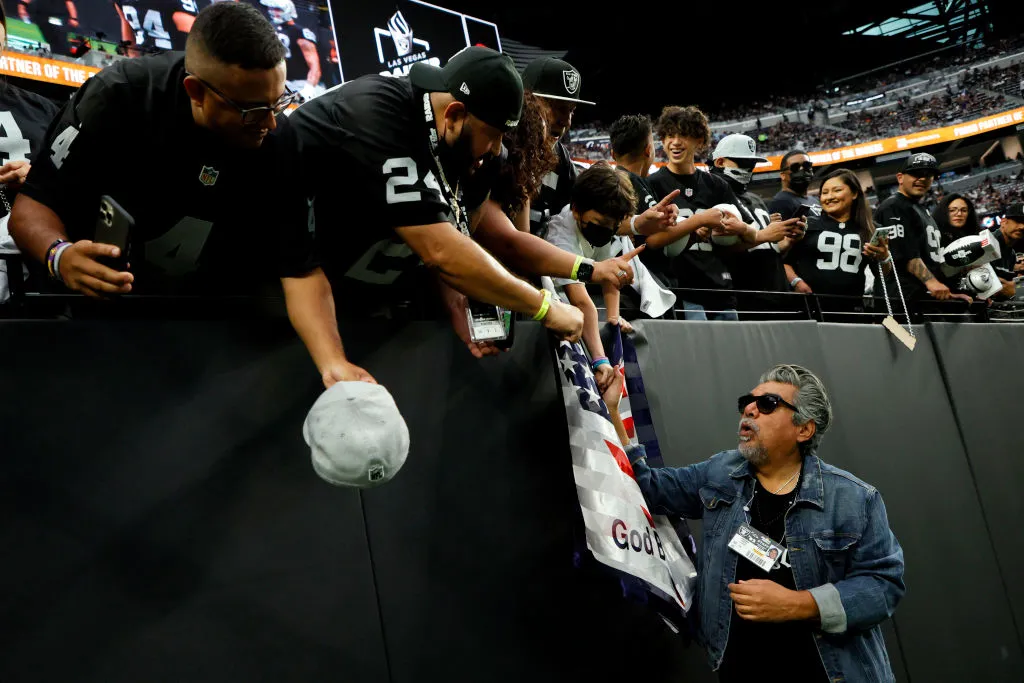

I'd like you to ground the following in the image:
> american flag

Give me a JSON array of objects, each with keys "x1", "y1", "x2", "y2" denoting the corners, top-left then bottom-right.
[{"x1": 556, "y1": 322, "x2": 697, "y2": 612}]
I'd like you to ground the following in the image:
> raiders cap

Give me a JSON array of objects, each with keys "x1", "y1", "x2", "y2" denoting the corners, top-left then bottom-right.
[
  {"x1": 410, "y1": 46, "x2": 523, "y2": 131},
  {"x1": 712, "y1": 133, "x2": 768, "y2": 163},
  {"x1": 1004, "y1": 203, "x2": 1024, "y2": 220},
  {"x1": 521, "y1": 57, "x2": 595, "y2": 105},
  {"x1": 900, "y1": 152, "x2": 939, "y2": 175}
]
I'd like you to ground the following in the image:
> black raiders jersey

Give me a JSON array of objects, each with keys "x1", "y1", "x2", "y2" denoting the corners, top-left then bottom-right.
[
  {"x1": 646, "y1": 167, "x2": 744, "y2": 309},
  {"x1": 21, "y1": 52, "x2": 316, "y2": 293},
  {"x1": 277, "y1": 22, "x2": 318, "y2": 83},
  {"x1": 727, "y1": 190, "x2": 789, "y2": 293},
  {"x1": 0, "y1": 82, "x2": 60, "y2": 218},
  {"x1": 785, "y1": 212, "x2": 871, "y2": 298},
  {"x1": 530, "y1": 141, "x2": 577, "y2": 236},
  {"x1": 874, "y1": 191, "x2": 942, "y2": 299},
  {"x1": 285, "y1": 74, "x2": 491, "y2": 304},
  {"x1": 119, "y1": 0, "x2": 199, "y2": 52}
]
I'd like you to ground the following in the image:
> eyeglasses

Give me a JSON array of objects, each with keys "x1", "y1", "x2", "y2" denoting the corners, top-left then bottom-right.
[
  {"x1": 737, "y1": 393, "x2": 798, "y2": 415},
  {"x1": 186, "y1": 72, "x2": 297, "y2": 125},
  {"x1": 948, "y1": 207, "x2": 969, "y2": 215},
  {"x1": 784, "y1": 162, "x2": 814, "y2": 174}
]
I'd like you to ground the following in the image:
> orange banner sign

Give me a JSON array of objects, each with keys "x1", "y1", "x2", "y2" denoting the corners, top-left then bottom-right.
[
  {"x1": 0, "y1": 51, "x2": 100, "y2": 87},
  {"x1": 753, "y1": 106, "x2": 1024, "y2": 173}
]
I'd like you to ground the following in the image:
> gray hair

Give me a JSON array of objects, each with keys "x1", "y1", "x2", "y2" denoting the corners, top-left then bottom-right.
[{"x1": 759, "y1": 364, "x2": 833, "y2": 456}]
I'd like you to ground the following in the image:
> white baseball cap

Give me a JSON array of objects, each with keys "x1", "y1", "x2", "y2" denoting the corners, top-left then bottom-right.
[
  {"x1": 711, "y1": 133, "x2": 768, "y2": 163},
  {"x1": 302, "y1": 381, "x2": 410, "y2": 488}
]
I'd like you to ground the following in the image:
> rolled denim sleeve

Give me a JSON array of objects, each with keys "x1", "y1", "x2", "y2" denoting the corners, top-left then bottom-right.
[
  {"x1": 812, "y1": 490, "x2": 906, "y2": 634},
  {"x1": 626, "y1": 445, "x2": 710, "y2": 519}
]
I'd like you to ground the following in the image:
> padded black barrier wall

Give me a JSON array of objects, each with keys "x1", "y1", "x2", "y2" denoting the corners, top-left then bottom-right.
[
  {"x1": 0, "y1": 320, "x2": 390, "y2": 683},
  {"x1": 929, "y1": 323, "x2": 1024, "y2": 642},
  {"x1": 817, "y1": 324, "x2": 1022, "y2": 683},
  {"x1": 2, "y1": 318, "x2": 1023, "y2": 682}
]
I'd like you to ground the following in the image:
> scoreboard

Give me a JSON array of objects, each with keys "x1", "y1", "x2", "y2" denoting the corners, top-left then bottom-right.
[{"x1": 330, "y1": 0, "x2": 501, "y2": 82}]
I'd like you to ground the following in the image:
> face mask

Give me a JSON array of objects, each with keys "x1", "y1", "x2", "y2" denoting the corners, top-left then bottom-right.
[
  {"x1": 789, "y1": 170, "x2": 813, "y2": 193},
  {"x1": 580, "y1": 221, "x2": 615, "y2": 247},
  {"x1": 711, "y1": 164, "x2": 751, "y2": 191}
]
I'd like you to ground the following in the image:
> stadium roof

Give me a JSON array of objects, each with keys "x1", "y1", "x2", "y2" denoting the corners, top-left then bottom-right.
[{"x1": 440, "y1": 0, "x2": 1014, "y2": 123}]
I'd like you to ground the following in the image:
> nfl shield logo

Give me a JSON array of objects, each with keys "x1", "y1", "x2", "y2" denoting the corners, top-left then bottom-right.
[
  {"x1": 685, "y1": 188, "x2": 693, "y2": 197},
  {"x1": 562, "y1": 69, "x2": 580, "y2": 95},
  {"x1": 198, "y1": 166, "x2": 219, "y2": 186}
]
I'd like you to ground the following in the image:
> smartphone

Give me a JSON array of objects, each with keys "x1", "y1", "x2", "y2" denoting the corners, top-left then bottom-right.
[
  {"x1": 94, "y1": 195, "x2": 134, "y2": 271},
  {"x1": 793, "y1": 204, "x2": 814, "y2": 220},
  {"x1": 870, "y1": 226, "x2": 895, "y2": 246}
]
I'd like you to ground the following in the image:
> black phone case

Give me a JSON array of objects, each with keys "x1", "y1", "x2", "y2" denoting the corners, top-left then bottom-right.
[{"x1": 94, "y1": 195, "x2": 134, "y2": 271}]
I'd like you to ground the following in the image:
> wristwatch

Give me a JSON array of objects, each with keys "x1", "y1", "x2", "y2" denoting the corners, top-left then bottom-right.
[{"x1": 576, "y1": 258, "x2": 595, "y2": 282}]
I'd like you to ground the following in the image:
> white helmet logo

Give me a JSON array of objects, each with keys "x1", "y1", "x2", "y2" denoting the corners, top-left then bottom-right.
[
  {"x1": 563, "y1": 69, "x2": 580, "y2": 95},
  {"x1": 388, "y1": 11, "x2": 413, "y2": 57}
]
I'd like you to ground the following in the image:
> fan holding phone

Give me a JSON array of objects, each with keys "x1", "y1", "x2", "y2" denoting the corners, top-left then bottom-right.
[{"x1": 783, "y1": 170, "x2": 890, "y2": 306}]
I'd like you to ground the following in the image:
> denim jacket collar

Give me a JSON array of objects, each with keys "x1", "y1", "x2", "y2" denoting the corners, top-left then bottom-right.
[{"x1": 727, "y1": 452, "x2": 825, "y2": 511}]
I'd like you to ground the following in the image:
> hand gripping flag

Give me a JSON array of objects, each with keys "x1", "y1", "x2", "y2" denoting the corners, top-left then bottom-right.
[{"x1": 555, "y1": 325, "x2": 697, "y2": 612}]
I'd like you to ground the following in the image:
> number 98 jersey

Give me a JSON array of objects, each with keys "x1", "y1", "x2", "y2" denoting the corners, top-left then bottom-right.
[{"x1": 785, "y1": 212, "x2": 871, "y2": 297}]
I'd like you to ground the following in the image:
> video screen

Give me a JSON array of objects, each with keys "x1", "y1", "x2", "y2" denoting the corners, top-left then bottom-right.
[
  {"x1": 6, "y1": 0, "x2": 342, "y2": 92},
  {"x1": 331, "y1": 0, "x2": 501, "y2": 82}
]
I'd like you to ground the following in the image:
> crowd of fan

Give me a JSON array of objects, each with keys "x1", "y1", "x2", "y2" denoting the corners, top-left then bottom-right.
[{"x1": 707, "y1": 35, "x2": 1024, "y2": 124}]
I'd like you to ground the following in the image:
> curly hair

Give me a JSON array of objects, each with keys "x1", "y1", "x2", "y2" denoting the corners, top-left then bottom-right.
[
  {"x1": 610, "y1": 114, "x2": 652, "y2": 159},
  {"x1": 489, "y1": 92, "x2": 558, "y2": 217},
  {"x1": 654, "y1": 106, "x2": 711, "y2": 154},
  {"x1": 571, "y1": 161, "x2": 636, "y2": 222},
  {"x1": 933, "y1": 192, "x2": 979, "y2": 246}
]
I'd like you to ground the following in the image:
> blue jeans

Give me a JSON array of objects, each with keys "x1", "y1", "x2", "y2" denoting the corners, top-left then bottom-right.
[{"x1": 681, "y1": 300, "x2": 739, "y2": 321}]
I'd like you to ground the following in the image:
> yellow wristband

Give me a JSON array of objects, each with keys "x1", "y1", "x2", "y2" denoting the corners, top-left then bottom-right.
[
  {"x1": 569, "y1": 255, "x2": 583, "y2": 281},
  {"x1": 532, "y1": 289, "x2": 552, "y2": 321}
]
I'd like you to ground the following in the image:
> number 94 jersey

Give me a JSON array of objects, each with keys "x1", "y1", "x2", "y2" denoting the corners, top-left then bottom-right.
[
  {"x1": 119, "y1": 0, "x2": 199, "y2": 52},
  {"x1": 785, "y1": 212, "x2": 871, "y2": 297}
]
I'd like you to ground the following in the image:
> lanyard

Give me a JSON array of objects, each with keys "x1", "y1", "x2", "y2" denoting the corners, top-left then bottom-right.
[{"x1": 422, "y1": 92, "x2": 469, "y2": 237}]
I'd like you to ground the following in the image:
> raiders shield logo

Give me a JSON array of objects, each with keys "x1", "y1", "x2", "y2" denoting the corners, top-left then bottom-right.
[
  {"x1": 563, "y1": 69, "x2": 580, "y2": 95},
  {"x1": 198, "y1": 166, "x2": 219, "y2": 186},
  {"x1": 747, "y1": 139, "x2": 756, "y2": 154}
]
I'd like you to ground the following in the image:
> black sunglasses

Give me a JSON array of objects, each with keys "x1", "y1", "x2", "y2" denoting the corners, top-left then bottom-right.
[
  {"x1": 186, "y1": 72, "x2": 297, "y2": 125},
  {"x1": 784, "y1": 161, "x2": 814, "y2": 174},
  {"x1": 737, "y1": 393, "x2": 798, "y2": 415}
]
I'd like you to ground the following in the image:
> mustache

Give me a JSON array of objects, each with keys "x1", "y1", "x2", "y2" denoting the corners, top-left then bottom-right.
[{"x1": 738, "y1": 418, "x2": 759, "y2": 435}]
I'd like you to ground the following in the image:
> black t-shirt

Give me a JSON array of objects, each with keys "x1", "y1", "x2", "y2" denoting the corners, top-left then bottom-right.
[
  {"x1": 768, "y1": 189, "x2": 819, "y2": 220},
  {"x1": 786, "y1": 212, "x2": 872, "y2": 298},
  {"x1": 718, "y1": 476, "x2": 828, "y2": 683},
  {"x1": 646, "y1": 167, "x2": 742, "y2": 310},
  {"x1": 0, "y1": 81, "x2": 61, "y2": 218},
  {"x1": 277, "y1": 22, "x2": 318, "y2": 83},
  {"x1": 874, "y1": 192, "x2": 942, "y2": 300},
  {"x1": 530, "y1": 141, "x2": 577, "y2": 236},
  {"x1": 617, "y1": 167, "x2": 656, "y2": 212},
  {"x1": 992, "y1": 227, "x2": 1020, "y2": 280},
  {"x1": 21, "y1": 52, "x2": 316, "y2": 294},
  {"x1": 118, "y1": 0, "x2": 199, "y2": 51},
  {"x1": 728, "y1": 190, "x2": 789, "y2": 293},
  {"x1": 286, "y1": 74, "x2": 486, "y2": 304}
]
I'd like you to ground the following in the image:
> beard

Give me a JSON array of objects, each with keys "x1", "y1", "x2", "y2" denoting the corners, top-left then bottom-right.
[
  {"x1": 738, "y1": 418, "x2": 769, "y2": 466},
  {"x1": 438, "y1": 125, "x2": 477, "y2": 179}
]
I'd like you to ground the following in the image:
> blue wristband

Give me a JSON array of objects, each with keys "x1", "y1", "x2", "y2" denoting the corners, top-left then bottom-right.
[{"x1": 592, "y1": 358, "x2": 611, "y2": 370}]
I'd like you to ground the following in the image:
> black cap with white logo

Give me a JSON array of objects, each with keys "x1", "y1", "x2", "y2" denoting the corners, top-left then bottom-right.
[
  {"x1": 521, "y1": 57, "x2": 595, "y2": 105},
  {"x1": 900, "y1": 152, "x2": 940, "y2": 175},
  {"x1": 410, "y1": 46, "x2": 523, "y2": 131},
  {"x1": 1004, "y1": 203, "x2": 1024, "y2": 220}
]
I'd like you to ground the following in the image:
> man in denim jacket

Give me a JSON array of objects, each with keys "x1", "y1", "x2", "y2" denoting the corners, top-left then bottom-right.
[{"x1": 602, "y1": 363, "x2": 904, "y2": 682}]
